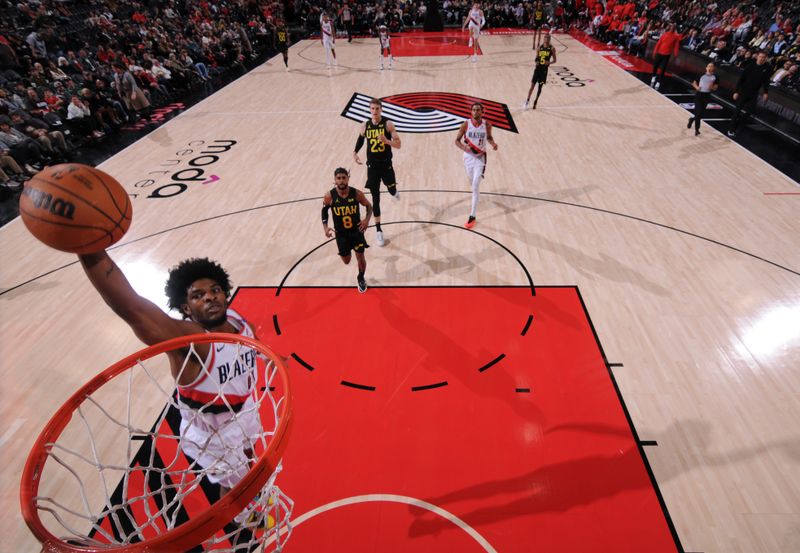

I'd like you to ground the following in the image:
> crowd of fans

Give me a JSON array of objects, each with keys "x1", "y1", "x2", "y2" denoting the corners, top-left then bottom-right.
[
  {"x1": 1, "y1": 0, "x2": 797, "y2": 195},
  {"x1": 0, "y1": 0, "x2": 286, "y2": 193},
  {"x1": 587, "y1": 0, "x2": 799, "y2": 91},
  {"x1": 296, "y1": 0, "x2": 798, "y2": 90}
]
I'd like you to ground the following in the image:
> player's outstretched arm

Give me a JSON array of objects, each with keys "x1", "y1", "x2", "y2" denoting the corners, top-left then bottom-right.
[{"x1": 79, "y1": 251, "x2": 194, "y2": 345}]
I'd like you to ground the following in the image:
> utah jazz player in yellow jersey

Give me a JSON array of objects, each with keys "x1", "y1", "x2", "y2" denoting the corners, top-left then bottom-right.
[
  {"x1": 524, "y1": 33, "x2": 556, "y2": 110},
  {"x1": 274, "y1": 20, "x2": 290, "y2": 70},
  {"x1": 353, "y1": 98, "x2": 401, "y2": 247},
  {"x1": 322, "y1": 168, "x2": 373, "y2": 293},
  {"x1": 530, "y1": 1, "x2": 547, "y2": 49}
]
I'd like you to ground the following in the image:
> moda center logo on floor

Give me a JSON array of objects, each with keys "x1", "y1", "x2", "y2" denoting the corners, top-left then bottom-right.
[
  {"x1": 129, "y1": 139, "x2": 237, "y2": 199},
  {"x1": 341, "y1": 92, "x2": 518, "y2": 133},
  {"x1": 549, "y1": 66, "x2": 593, "y2": 87}
]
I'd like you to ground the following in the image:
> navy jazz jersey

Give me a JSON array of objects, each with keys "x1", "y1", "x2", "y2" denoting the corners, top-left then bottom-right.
[
  {"x1": 330, "y1": 187, "x2": 362, "y2": 233},
  {"x1": 364, "y1": 116, "x2": 393, "y2": 162}
]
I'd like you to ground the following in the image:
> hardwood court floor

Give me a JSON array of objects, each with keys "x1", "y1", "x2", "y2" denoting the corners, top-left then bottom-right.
[{"x1": 1, "y1": 32, "x2": 798, "y2": 552}]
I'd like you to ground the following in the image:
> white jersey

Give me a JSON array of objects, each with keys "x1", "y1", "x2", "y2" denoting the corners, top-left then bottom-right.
[
  {"x1": 463, "y1": 118, "x2": 487, "y2": 160},
  {"x1": 321, "y1": 20, "x2": 334, "y2": 47},
  {"x1": 177, "y1": 309, "x2": 263, "y2": 487},
  {"x1": 177, "y1": 309, "x2": 256, "y2": 411},
  {"x1": 379, "y1": 31, "x2": 391, "y2": 50},
  {"x1": 467, "y1": 8, "x2": 484, "y2": 29}
]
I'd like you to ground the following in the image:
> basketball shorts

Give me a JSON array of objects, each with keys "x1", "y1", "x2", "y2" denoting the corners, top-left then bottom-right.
[
  {"x1": 532, "y1": 64, "x2": 549, "y2": 84},
  {"x1": 322, "y1": 36, "x2": 334, "y2": 49},
  {"x1": 278, "y1": 43, "x2": 288, "y2": 54},
  {"x1": 366, "y1": 161, "x2": 397, "y2": 190},
  {"x1": 469, "y1": 24, "x2": 481, "y2": 38},
  {"x1": 179, "y1": 396, "x2": 261, "y2": 488},
  {"x1": 336, "y1": 229, "x2": 369, "y2": 256},
  {"x1": 463, "y1": 153, "x2": 486, "y2": 182}
]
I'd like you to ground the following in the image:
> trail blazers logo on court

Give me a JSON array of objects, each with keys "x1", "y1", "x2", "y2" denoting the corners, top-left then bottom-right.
[{"x1": 342, "y1": 92, "x2": 518, "y2": 134}]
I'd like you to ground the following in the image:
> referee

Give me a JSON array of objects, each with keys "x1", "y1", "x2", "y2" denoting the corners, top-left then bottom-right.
[
  {"x1": 687, "y1": 62, "x2": 718, "y2": 136},
  {"x1": 727, "y1": 51, "x2": 771, "y2": 138}
]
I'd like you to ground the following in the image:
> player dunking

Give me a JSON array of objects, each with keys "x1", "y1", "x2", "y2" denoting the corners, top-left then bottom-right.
[
  {"x1": 321, "y1": 12, "x2": 337, "y2": 67},
  {"x1": 274, "y1": 19, "x2": 290, "y2": 70},
  {"x1": 455, "y1": 102, "x2": 498, "y2": 229},
  {"x1": 322, "y1": 168, "x2": 373, "y2": 293},
  {"x1": 531, "y1": 1, "x2": 546, "y2": 50},
  {"x1": 353, "y1": 98, "x2": 401, "y2": 247},
  {"x1": 462, "y1": 2, "x2": 485, "y2": 62},
  {"x1": 77, "y1": 250, "x2": 274, "y2": 523},
  {"x1": 378, "y1": 24, "x2": 393, "y2": 70},
  {"x1": 524, "y1": 33, "x2": 556, "y2": 109}
]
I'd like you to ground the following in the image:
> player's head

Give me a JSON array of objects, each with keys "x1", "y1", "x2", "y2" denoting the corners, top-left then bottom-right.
[
  {"x1": 165, "y1": 258, "x2": 232, "y2": 326},
  {"x1": 322, "y1": 12, "x2": 329, "y2": 22},
  {"x1": 471, "y1": 102, "x2": 484, "y2": 120},
  {"x1": 334, "y1": 167, "x2": 350, "y2": 190},
  {"x1": 369, "y1": 98, "x2": 383, "y2": 118},
  {"x1": 543, "y1": 33, "x2": 551, "y2": 45},
  {"x1": 379, "y1": 24, "x2": 387, "y2": 32}
]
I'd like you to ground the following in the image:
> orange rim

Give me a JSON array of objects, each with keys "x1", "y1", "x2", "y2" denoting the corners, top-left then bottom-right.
[{"x1": 20, "y1": 333, "x2": 292, "y2": 553}]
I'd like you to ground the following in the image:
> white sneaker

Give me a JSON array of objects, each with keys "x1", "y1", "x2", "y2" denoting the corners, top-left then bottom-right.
[
  {"x1": 650, "y1": 76, "x2": 656, "y2": 87},
  {"x1": 392, "y1": 189, "x2": 400, "y2": 200},
  {"x1": 471, "y1": 55, "x2": 477, "y2": 62},
  {"x1": 376, "y1": 231, "x2": 385, "y2": 247},
  {"x1": 654, "y1": 81, "x2": 660, "y2": 90},
  {"x1": 522, "y1": 100, "x2": 529, "y2": 109},
  {"x1": 380, "y1": 64, "x2": 384, "y2": 70}
]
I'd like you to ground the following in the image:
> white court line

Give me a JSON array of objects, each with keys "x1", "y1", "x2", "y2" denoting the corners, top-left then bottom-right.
[
  {"x1": 0, "y1": 418, "x2": 26, "y2": 448},
  {"x1": 543, "y1": 104, "x2": 677, "y2": 110},
  {"x1": 267, "y1": 493, "x2": 498, "y2": 551},
  {"x1": 194, "y1": 109, "x2": 341, "y2": 116}
]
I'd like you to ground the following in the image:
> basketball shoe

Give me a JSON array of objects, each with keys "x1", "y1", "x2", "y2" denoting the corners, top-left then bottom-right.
[{"x1": 465, "y1": 216, "x2": 476, "y2": 229}]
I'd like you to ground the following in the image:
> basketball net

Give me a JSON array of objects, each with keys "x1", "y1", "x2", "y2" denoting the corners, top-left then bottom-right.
[{"x1": 21, "y1": 333, "x2": 293, "y2": 553}]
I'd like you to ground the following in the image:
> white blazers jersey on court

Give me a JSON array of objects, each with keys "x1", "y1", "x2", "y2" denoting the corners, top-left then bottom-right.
[
  {"x1": 468, "y1": 9, "x2": 484, "y2": 31},
  {"x1": 177, "y1": 309, "x2": 263, "y2": 488},
  {"x1": 464, "y1": 118, "x2": 487, "y2": 160},
  {"x1": 321, "y1": 20, "x2": 334, "y2": 47},
  {"x1": 380, "y1": 32, "x2": 391, "y2": 50}
]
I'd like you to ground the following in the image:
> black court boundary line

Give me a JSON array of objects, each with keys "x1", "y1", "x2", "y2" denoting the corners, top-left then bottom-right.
[
  {"x1": 411, "y1": 381, "x2": 448, "y2": 392},
  {"x1": 575, "y1": 285, "x2": 686, "y2": 553},
  {"x1": 515, "y1": 387, "x2": 531, "y2": 393},
  {"x1": 290, "y1": 352, "x2": 315, "y2": 371},
  {"x1": 341, "y1": 380, "x2": 376, "y2": 391},
  {"x1": 4, "y1": 188, "x2": 798, "y2": 298},
  {"x1": 272, "y1": 314, "x2": 281, "y2": 336},
  {"x1": 477, "y1": 353, "x2": 506, "y2": 373},
  {"x1": 521, "y1": 314, "x2": 533, "y2": 336},
  {"x1": 275, "y1": 219, "x2": 535, "y2": 296}
]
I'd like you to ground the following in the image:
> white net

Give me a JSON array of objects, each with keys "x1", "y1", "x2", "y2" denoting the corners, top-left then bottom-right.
[{"x1": 25, "y1": 335, "x2": 293, "y2": 552}]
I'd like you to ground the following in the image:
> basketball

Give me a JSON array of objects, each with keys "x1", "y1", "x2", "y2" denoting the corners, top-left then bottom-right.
[{"x1": 19, "y1": 164, "x2": 132, "y2": 254}]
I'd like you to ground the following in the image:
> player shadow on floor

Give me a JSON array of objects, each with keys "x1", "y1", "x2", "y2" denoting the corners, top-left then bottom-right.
[
  {"x1": 546, "y1": 109, "x2": 662, "y2": 134},
  {"x1": 484, "y1": 198, "x2": 672, "y2": 298},
  {"x1": 638, "y1": 131, "x2": 695, "y2": 151},
  {"x1": 678, "y1": 135, "x2": 731, "y2": 157},
  {"x1": 407, "y1": 419, "x2": 800, "y2": 537},
  {"x1": 376, "y1": 289, "x2": 547, "y2": 427}
]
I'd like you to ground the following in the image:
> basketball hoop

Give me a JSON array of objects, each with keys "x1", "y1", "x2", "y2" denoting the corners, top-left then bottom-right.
[{"x1": 21, "y1": 333, "x2": 293, "y2": 552}]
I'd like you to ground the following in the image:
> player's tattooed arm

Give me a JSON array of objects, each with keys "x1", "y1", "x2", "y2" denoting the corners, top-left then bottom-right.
[
  {"x1": 79, "y1": 251, "x2": 193, "y2": 345},
  {"x1": 356, "y1": 189, "x2": 372, "y2": 231},
  {"x1": 322, "y1": 192, "x2": 334, "y2": 238}
]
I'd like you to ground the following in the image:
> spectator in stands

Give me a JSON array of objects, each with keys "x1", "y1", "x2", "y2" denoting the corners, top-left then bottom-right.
[
  {"x1": 728, "y1": 50, "x2": 772, "y2": 137},
  {"x1": 66, "y1": 94, "x2": 104, "y2": 140},
  {"x1": 10, "y1": 113, "x2": 69, "y2": 159},
  {"x1": 683, "y1": 28, "x2": 704, "y2": 51},
  {"x1": 650, "y1": 22, "x2": 682, "y2": 89},
  {"x1": 0, "y1": 121, "x2": 50, "y2": 168},
  {"x1": 771, "y1": 60, "x2": 795, "y2": 84},
  {"x1": 112, "y1": 61, "x2": 151, "y2": 121}
]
